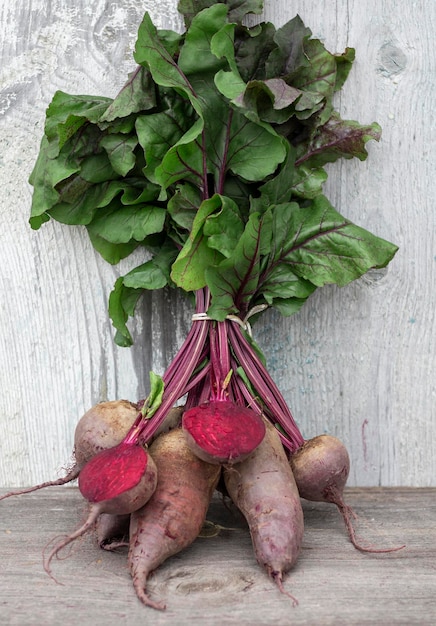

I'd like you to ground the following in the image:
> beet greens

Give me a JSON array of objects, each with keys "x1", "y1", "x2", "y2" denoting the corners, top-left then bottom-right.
[{"x1": 29, "y1": 0, "x2": 397, "y2": 452}]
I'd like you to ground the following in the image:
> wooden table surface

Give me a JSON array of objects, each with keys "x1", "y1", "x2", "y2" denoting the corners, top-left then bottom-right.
[{"x1": 1, "y1": 487, "x2": 434, "y2": 625}]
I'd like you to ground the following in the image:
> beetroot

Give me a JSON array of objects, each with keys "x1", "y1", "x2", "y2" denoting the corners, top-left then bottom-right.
[
  {"x1": 44, "y1": 443, "x2": 157, "y2": 578},
  {"x1": 0, "y1": 400, "x2": 138, "y2": 503},
  {"x1": 290, "y1": 435, "x2": 405, "y2": 553},
  {"x1": 78, "y1": 442, "x2": 150, "y2": 505},
  {"x1": 224, "y1": 420, "x2": 303, "y2": 605},
  {"x1": 129, "y1": 428, "x2": 221, "y2": 610},
  {"x1": 182, "y1": 400, "x2": 266, "y2": 464},
  {"x1": 74, "y1": 400, "x2": 139, "y2": 467}
]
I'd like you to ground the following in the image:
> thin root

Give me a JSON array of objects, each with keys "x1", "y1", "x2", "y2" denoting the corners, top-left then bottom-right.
[
  {"x1": 43, "y1": 507, "x2": 100, "y2": 580},
  {"x1": 0, "y1": 466, "x2": 80, "y2": 502},
  {"x1": 133, "y1": 578, "x2": 166, "y2": 611},
  {"x1": 100, "y1": 539, "x2": 129, "y2": 551},
  {"x1": 337, "y1": 502, "x2": 406, "y2": 554},
  {"x1": 271, "y1": 571, "x2": 298, "y2": 607},
  {"x1": 198, "y1": 519, "x2": 239, "y2": 537}
]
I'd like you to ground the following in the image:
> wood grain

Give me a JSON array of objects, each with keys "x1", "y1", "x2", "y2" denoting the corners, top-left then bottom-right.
[
  {"x1": 0, "y1": 0, "x2": 434, "y2": 487},
  {"x1": 0, "y1": 487, "x2": 434, "y2": 625}
]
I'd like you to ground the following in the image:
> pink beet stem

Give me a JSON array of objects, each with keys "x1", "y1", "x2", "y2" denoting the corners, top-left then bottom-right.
[
  {"x1": 209, "y1": 322, "x2": 232, "y2": 401},
  {"x1": 124, "y1": 289, "x2": 211, "y2": 445},
  {"x1": 227, "y1": 323, "x2": 304, "y2": 451}
]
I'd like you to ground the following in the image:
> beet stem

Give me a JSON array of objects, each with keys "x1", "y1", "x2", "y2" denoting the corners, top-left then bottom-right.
[
  {"x1": 228, "y1": 323, "x2": 304, "y2": 450},
  {"x1": 124, "y1": 290, "x2": 211, "y2": 445}
]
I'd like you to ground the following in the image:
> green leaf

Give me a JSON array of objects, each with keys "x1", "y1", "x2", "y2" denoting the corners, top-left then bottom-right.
[
  {"x1": 234, "y1": 21, "x2": 277, "y2": 83},
  {"x1": 108, "y1": 277, "x2": 143, "y2": 347},
  {"x1": 291, "y1": 165, "x2": 328, "y2": 199},
  {"x1": 171, "y1": 195, "x2": 226, "y2": 290},
  {"x1": 154, "y1": 117, "x2": 204, "y2": 192},
  {"x1": 167, "y1": 183, "x2": 202, "y2": 231},
  {"x1": 261, "y1": 264, "x2": 316, "y2": 303},
  {"x1": 267, "y1": 196, "x2": 398, "y2": 288},
  {"x1": 29, "y1": 136, "x2": 80, "y2": 224},
  {"x1": 214, "y1": 68, "x2": 246, "y2": 100},
  {"x1": 123, "y1": 260, "x2": 168, "y2": 290},
  {"x1": 265, "y1": 15, "x2": 312, "y2": 79},
  {"x1": 272, "y1": 296, "x2": 309, "y2": 316},
  {"x1": 135, "y1": 98, "x2": 197, "y2": 183},
  {"x1": 86, "y1": 230, "x2": 139, "y2": 264},
  {"x1": 178, "y1": 0, "x2": 263, "y2": 28},
  {"x1": 141, "y1": 371, "x2": 165, "y2": 418},
  {"x1": 100, "y1": 134, "x2": 138, "y2": 176},
  {"x1": 157, "y1": 29, "x2": 184, "y2": 57},
  {"x1": 203, "y1": 195, "x2": 244, "y2": 257},
  {"x1": 120, "y1": 182, "x2": 161, "y2": 205},
  {"x1": 178, "y1": 4, "x2": 228, "y2": 77},
  {"x1": 44, "y1": 91, "x2": 112, "y2": 155},
  {"x1": 251, "y1": 142, "x2": 296, "y2": 208},
  {"x1": 334, "y1": 47, "x2": 355, "y2": 92},
  {"x1": 224, "y1": 111, "x2": 287, "y2": 182},
  {"x1": 99, "y1": 66, "x2": 157, "y2": 122},
  {"x1": 134, "y1": 12, "x2": 202, "y2": 116},
  {"x1": 206, "y1": 210, "x2": 272, "y2": 319},
  {"x1": 80, "y1": 153, "x2": 118, "y2": 183},
  {"x1": 87, "y1": 204, "x2": 166, "y2": 243},
  {"x1": 290, "y1": 38, "x2": 337, "y2": 99},
  {"x1": 48, "y1": 181, "x2": 118, "y2": 225},
  {"x1": 235, "y1": 78, "x2": 302, "y2": 124},
  {"x1": 265, "y1": 20, "x2": 339, "y2": 124},
  {"x1": 123, "y1": 243, "x2": 178, "y2": 289}
]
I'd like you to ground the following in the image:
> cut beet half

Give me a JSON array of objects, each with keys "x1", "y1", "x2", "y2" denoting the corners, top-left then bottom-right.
[
  {"x1": 78, "y1": 442, "x2": 149, "y2": 503},
  {"x1": 182, "y1": 400, "x2": 266, "y2": 464}
]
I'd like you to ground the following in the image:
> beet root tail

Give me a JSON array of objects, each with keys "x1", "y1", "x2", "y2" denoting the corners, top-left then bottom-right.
[
  {"x1": 100, "y1": 539, "x2": 129, "y2": 551},
  {"x1": 337, "y1": 502, "x2": 406, "y2": 554},
  {"x1": 43, "y1": 506, "x2": 100, "y2": 580},
  {"x1": 132, "y1": 575, "x2": 166, "y2": 611},
  {"x1": 0, "y1": 465, "x2": 80, "y2": 502},
  {"x1": 269, "y1": 569, "x2": 298, "y2": 607}
]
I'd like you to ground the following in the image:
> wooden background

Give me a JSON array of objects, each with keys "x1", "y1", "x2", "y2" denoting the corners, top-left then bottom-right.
[{"x1": 0, "y1": 0, "x2": 434, "y2": 488}]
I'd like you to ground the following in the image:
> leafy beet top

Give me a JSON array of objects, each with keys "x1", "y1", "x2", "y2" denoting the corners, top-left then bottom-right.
[
  {"x1": 28, "y1": 1, "x2": 398, "y2": 451},
  {"x1": 29, "y1": 0, "x2": 397, "y2": 346}
]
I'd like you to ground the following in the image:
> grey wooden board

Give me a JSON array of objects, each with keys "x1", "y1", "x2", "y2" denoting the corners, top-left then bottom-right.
[{"x1": 1, "y1": 487, "x2": 434, "y2": 625}]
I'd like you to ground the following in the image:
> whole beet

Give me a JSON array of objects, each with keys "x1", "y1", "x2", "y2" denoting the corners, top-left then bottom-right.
[
  {"x1": 290, "y1": 435, "x2": 405, "y2": 553},
  {"x1": 128, "y1": 427, "x2": 221, "y2": 610},
  {"x1": 224, "y1": 419, "x2": 304, "y2": 604}
]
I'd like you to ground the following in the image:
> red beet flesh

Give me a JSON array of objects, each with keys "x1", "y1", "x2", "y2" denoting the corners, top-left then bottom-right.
[
  {"x1": 78, "y1": 442, "x2": 148, "y2": 503},
  {"x1": 182, "y1": 400, "x2": 266, "y2": 464}
]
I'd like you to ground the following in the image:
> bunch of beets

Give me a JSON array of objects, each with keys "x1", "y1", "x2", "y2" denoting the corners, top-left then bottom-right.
[{"x1": 4, "y1": 0, "x2": 404, "y2": 610}]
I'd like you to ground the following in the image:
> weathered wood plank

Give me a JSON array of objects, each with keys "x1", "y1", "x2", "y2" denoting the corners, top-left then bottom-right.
[
  {"x1": 0, "y1": 487, "x2": 434, "y2": 625},
  {"x1": 0, "y1": 0, "x2": 434, "y2": 487}
]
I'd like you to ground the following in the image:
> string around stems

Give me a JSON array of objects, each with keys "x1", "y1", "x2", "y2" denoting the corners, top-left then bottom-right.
[{"x1": 191, "y1": 304, "x2": 268, "y2": 338}]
